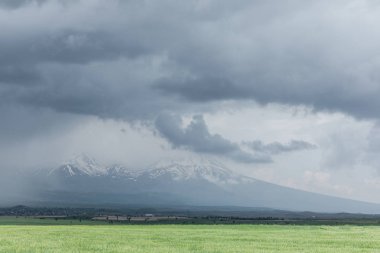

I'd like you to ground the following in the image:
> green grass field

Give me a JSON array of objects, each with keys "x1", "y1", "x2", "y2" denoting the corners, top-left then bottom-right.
[{"x1": 1, "y1": 218, "x2": 380, "y2": 253}]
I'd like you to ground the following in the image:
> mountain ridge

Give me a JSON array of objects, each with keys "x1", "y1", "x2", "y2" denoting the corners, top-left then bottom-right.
[
  {"x1": 46, "y1": 155, "x2": 253, "y2": 185},
  {"x1": 31, "y1": 155, "x2": 380, "y2": 214}
]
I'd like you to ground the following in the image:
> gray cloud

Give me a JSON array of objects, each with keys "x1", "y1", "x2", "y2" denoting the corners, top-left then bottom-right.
[
  {"x1": 0, "y1": 105, "x2": 84, "y2": 145},
  {"x1": 1, "y1": 0, "x2": 380, "y2": 167},
  {"x1": 155, "y1": 113, "x2": 271, "y2": 163},
  {"x1": 0, "y1": 0, "x2": 46, "y2": 9},
  {"x1": 244, "y1": 140, "x2": 317, "y2": 155},
  {"x1": 155, "y1": 76, "x2": 250, "y2": 102},
  {"x1": 0, "y1": 0, "x2": 380, "y2": 121},
  {"x1": 0, "y1": 65, "x2": 40, "y2": 85}
]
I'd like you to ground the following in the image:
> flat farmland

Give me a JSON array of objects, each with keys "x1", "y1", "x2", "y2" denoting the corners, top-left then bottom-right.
[
  {"x1": 0, "y1": 225, "x2": 380, "y2": 253},
  {"x1": 0, "y1": 219, "x2": 380, "y2": 253}
]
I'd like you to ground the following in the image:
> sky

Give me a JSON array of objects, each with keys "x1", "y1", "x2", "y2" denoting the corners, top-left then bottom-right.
[{"x1": 1, "y1": 0, "x2": 380, "y2": 203}]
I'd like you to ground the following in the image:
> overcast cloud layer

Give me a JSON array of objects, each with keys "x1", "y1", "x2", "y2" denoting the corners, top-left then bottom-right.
[
  {"x1": 2, "y1": 0, "x2": 380, "y2": 203},
  {"x1": 1, "y1": 0, "x2": 380, "y2": 120}
]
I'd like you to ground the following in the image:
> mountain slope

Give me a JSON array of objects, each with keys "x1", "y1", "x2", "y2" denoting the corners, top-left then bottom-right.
[{"x1": 32, "y1": 155, "x2": 380, "y2": 213}]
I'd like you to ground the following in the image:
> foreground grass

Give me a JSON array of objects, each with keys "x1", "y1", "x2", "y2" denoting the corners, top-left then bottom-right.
[{"x1": 0, "y1": 223, "x2": 380, "y2": 252}]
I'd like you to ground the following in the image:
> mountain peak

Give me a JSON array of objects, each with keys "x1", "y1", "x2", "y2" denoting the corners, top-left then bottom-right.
[
  {"x1": 51, "y1": 154, "x2": 106, "y2": 177},
  {"x1": 148, "y1": 157, "x2": 253, "y2": 184},
  {"x1": 68, "y1": 154, "x2": 99, "y2": 168},
  {"x1": 48, "y1": 155, "x2": 254, "y2": 185},
  {"x1": 152, "y1": 157, "x2": 226, "y2": 169}
]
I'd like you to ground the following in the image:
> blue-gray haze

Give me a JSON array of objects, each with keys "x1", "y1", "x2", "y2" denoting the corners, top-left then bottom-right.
[{"x1": 1, "y1": 0, "x2": 380, "y2": 208}]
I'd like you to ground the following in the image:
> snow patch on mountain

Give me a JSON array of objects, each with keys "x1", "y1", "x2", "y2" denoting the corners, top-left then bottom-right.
[
  {"x1": 145, "y1": 157, "x2": 255, "y2": 185},
  {"x1": 47, "y1": 155, "x2": 255, "y2": 185},
  {"x1": 106, "y1": 165, "x2": 140, "y2": 180},
  {"x1": 49, "y1": 154, "x2": 107, "y2": 177}
]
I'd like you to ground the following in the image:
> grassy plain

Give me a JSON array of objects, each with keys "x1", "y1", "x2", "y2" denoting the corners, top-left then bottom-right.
[{"x1": 0, "y1": 217, "x2": 380, "y2": 253}]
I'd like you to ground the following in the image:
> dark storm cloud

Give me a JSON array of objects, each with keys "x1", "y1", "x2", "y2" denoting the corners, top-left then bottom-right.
[
  {"x1": 244, "y1": 140, "x2": 317, "y2": 155},
  {"x1": 155, "y1": 114, "x2": 271, "y2": 163},
  {"x1": 1, "y1": 0, "x2": 380, "y2": 163},
  {"x1": 0, "y1": 66, "x2": 40, "y2": 85},
  {"x1": 0, "y1": 29, "x2": 142, "y2": 66},
  {"x1": 155, "y1": 76, "x2": 250, "y2": 102},
  {"x1": 1, "y1": 0, "x2": 380, "y2": 120},
  {"x1": 0, "y1": 0, "x2": 46, "y2": 9}
]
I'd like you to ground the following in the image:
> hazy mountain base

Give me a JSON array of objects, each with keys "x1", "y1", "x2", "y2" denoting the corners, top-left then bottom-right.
[
  {"x1": 2, "y1": 205, "x2": 380, "y2": 222},
  {"x1": 31, "y1": 174, "x2": 380, "y2": 214}
]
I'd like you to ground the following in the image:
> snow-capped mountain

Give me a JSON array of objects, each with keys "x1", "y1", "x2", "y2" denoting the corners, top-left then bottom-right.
[
  {"x1": 49, "y1": 154, "x2": 107, "y2": 177},
  {"x1": 47, "y1": 155, "x2": 252, "y2": 185},
  {"x1": 106, "y1": 165, "x2": 139, "y2": 179},
  {"x1": 33, "y1": 155, "x2": 380, "y2": 213},
  {"x1": 144, "y1": 158, "x2": 254, "y2": 185}
]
